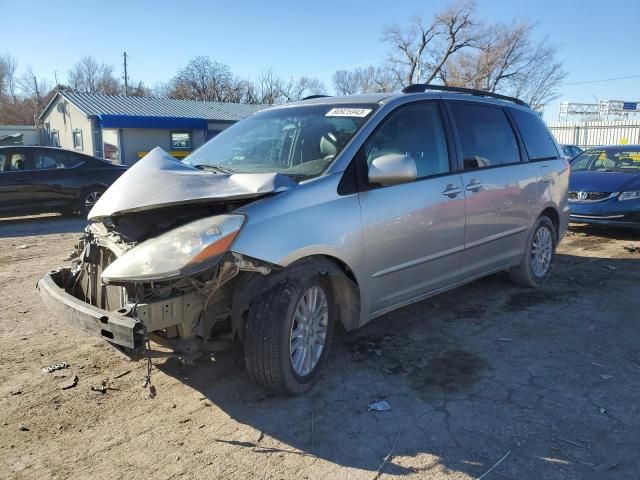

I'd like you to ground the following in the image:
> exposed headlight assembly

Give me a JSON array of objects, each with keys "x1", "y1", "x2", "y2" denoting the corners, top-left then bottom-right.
[
  {"x1": 102, "y1": 214, "x2": 245, "y2": 283},
  {"x1": 618, "y1": 190, "x2": 640, "y2": 201}
]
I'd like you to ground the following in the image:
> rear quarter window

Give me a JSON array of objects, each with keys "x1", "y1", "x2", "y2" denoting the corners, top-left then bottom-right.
[{"x1": 510, "y1": 108, "x2": 559, "y2": 160}]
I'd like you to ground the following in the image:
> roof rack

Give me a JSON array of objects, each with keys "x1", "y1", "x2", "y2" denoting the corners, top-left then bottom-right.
[
  {"x1": 401, "y1": 84, "x2": 529, "y2": 108},
  {"x1": 300, "y1": 94, "x2": 332, "y2": 101}
]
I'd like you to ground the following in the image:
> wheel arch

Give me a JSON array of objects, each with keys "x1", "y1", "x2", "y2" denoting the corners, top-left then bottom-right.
[
  {"x1": 539, "y1": 206, "x2": 560, "y2": 240},
  {"x1": 230, "y1": 254, "x2": 362, "y2": 341}
]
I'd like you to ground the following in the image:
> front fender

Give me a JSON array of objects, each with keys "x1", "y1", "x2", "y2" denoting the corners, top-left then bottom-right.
[{"x1": 231, "y1": 173, "x2": 370, "y2": 323}]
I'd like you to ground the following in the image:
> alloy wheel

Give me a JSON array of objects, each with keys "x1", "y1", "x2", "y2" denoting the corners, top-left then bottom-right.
[
  {"x1": 289, "y1": 285, "x2": 329, "y2": 376},
  {"x1": 531, "y1": 226, "x2": 553, "y2": 277}
]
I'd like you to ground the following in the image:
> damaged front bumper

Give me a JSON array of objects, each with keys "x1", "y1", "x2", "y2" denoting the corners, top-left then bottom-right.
[{"x1": 38, "y1": 268, "x2": 144, "y2": 352}]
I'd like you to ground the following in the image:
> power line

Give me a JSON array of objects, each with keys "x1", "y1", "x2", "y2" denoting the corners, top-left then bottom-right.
[{"x1": 563, "y1": 74, "x2": 640, "y2": 86}]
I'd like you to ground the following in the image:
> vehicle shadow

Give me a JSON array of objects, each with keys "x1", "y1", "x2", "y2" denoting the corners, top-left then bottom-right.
[
  {"x1": 157, "y1": 252, "x2": 640, "y2": 478},
  {"x1": 0, "y1": 214, "x2": 87, "y2": 238},
  {"x1": 569, "y1": 223, "x2": 639, "y2": 241}
]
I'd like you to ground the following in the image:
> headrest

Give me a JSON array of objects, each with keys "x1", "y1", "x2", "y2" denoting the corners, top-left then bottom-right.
[{"x1": 320, "y1": 132, "x2": 338, "y2": 158}]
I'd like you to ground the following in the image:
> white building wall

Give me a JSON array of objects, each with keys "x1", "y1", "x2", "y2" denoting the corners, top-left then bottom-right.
[
  {"x1": 547, "y1": 120, "x2": 640, "y2": 148},
  {"x1": 42, "y1": 97, "x2": 95, "y2": 155}
]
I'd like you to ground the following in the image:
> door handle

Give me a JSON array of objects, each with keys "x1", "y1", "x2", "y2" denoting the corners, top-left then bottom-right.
[
  {"x1": 541, "y1": 174, "x2": 552, "y2": 183},
  {"x1": 465, "y1": 180, "x2": 484, "y2": 191},
  {"x1": 442, "y1": 184, "x2": 463, "y2": 197}
]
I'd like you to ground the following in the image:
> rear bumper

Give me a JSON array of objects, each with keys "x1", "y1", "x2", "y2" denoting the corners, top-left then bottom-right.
[{"x1": 38, "y1": 269, "x2": 143, "y2": 350}]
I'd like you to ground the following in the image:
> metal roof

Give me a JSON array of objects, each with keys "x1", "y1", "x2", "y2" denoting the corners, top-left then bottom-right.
[{"x1": 41, "y1": 91, "x2": 266, "y2": 122}]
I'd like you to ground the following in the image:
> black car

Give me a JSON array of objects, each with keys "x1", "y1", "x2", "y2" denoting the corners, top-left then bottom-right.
[{"x1": 0, "y1": 146, "x2": 127, "y2": 217}]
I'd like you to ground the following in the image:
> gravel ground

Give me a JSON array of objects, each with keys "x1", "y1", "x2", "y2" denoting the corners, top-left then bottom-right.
[{"x1": 0, "y1": 214, "x2": 639, "y2": 480}]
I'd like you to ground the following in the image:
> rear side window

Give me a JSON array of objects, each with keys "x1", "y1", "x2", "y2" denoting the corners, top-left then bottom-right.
[
  {"x1": 365, "y1": 102, "x2": 450, "y2": 179},
  {"x1": 510, "y1": 108, "x2": 559, "y2": 160},
  {"x1": 448, "y1": 103, "x2": 520, "y2": 169}
]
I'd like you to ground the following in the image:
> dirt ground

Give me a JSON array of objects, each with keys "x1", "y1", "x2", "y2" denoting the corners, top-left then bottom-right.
[{"x1": 0, "y1": 215, "x2": 639, "y2": 480}]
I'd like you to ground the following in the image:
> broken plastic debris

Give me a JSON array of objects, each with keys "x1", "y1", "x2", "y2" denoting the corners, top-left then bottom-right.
[
  {"x1": 15, "y1": 244, "x2": 28, "y2": 250},
  {"x1": 368, "y1": 400, "x2": 391, "y2": 412},
  {"x1": 61, "y1": 375, "x2": 79, "y2": 390},
  {"x1": 42, "y1": 362, "x2": 69, "y2": 373},
  {"x1": 598, "y1": 406, "x2": 608, "y2": 414},
  {"x1": 600, "y1": 374, "x2": 613, "y2": 380}
]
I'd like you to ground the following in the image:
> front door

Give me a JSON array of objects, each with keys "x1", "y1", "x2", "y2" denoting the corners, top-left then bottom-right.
[
  {"x1": 0, "y1": 149, "x2": 34, "y2": 215},
  {"x1": 358, "y1": 101, "x2": 466, "y2": 316},
  {"x1": 31, "y1": 149, "x2": 84, "y2": 209},
  {"x1": 446, "y1": 101, "x2": 536, "y2": 277}
]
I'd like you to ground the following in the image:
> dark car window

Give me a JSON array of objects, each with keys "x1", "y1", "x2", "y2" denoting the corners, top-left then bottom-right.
[
  {"x1": 35, "y1": 151, "x2": 84, "y2": 170},
  {"x1": 1, "y1": 152, "x2": 27, "y2": 171},
  {"x1": 365, "y1": 103, "x2": 450, "y2": 179},
  {"x1": 510, "y1": 108, "x2": 559, "y2": 160},
  {"x1": 449, "y1": 103, "x2": 520, "y2": 169}
]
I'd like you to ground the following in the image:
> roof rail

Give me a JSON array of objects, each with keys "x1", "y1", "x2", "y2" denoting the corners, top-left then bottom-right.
[
  {"x1": 401, "y1": 84, "x2": 529, "y2": 107},
  {"x1": 300, "y1": 94, "x2": 332, "y2": 101}
]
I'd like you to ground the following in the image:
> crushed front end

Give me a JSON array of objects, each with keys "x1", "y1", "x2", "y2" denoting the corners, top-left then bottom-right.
[{"x1": 38, "y1": 205, "x2": 272, "y2": 361}]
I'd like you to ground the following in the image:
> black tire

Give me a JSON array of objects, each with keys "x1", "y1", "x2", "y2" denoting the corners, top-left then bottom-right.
[
  {"x1": 509, "y1": 215, "x2": 557, "y2": 288},
  {"x1": 244, "y1": 275, "x2": 335, "y2": 395},
  {"x1": 79, "y1": 187, "x2": 105, "y2": 216}
]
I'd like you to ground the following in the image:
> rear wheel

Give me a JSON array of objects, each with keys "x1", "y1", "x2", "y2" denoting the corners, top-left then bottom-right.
[
  {"x1": 244, "y1": 275, "x2": 334, "y2": 395},
  {"x1": 79, "y1": 187, "x2": 105, "y2": 216},
  {"x1": 509, "y1": 216, "x2": 556, "y2": 287}
]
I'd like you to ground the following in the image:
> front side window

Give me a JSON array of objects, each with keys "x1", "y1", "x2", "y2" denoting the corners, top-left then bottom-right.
[
  {"x1": 171, "y1": 131, "x2": 192, "y2": 150},
  {"x1": 184, "y1": 104, "x2": 377, "y2": 180},
  {"x1": 510, "y1": 108, "x2": 559, "y2": 160},
  {"x1": 449, "y1": 103, "x2": 520, "y2": 169},
  {"x1": 365, "y1": 102, "x2": 450, "y2": 179},
  {"x1": 73, "y1": 129, "x2": 83, "y2": 150},
  {"x1": 571, "y1": 148, "x2": 640, "y2": 174}
]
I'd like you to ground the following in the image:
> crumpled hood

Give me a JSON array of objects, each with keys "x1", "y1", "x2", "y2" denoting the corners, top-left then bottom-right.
[
  {"x1": 88, "y1": 147, "x2": 297, "y2": 220},
  {"x1": 570, "y1": 171, "x2": 640, "y2": 193}
]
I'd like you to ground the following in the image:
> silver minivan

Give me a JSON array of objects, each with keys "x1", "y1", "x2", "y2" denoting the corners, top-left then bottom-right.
[{"x1": 39, "y1": 85, "x2": 569, "y2": 395}]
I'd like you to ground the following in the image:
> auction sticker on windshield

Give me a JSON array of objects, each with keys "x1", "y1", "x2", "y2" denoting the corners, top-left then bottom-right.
[{"x1": 325, "y1": 108, "x2": 372, "y2": 117}]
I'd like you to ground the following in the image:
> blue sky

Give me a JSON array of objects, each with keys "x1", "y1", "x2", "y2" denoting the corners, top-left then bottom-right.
[{"x1": 1, "y1": 0, "x2": 639, "y2": 120}]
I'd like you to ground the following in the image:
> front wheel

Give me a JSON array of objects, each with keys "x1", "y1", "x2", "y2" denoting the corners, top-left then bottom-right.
[
  {"x1": 509, "y1": 216, "x2": 557, "y2": 288},
  {"x1": 244, "y1": 275, "x2": 335, "y2": 395},
  {"x1": 79, "y1": 187, "x2": 105, "y2": 216}
]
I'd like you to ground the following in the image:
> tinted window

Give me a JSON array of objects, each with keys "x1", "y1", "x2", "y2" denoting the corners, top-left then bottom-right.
[
  {"x1": 510, "y1": 108, "x2": 559, "y2": 160},
  {"x1": 1, "y1": 152, "x2": 26, "y2": 171},
  {"x1": 35, "y1": 151, "x2": 84, "y2": 169},
  {"x1": 449, "y1": 103, "x2": 520, "y2": 169},
  {"x1": 365, "y1": 103, "x2": 450, "y2": 178}
]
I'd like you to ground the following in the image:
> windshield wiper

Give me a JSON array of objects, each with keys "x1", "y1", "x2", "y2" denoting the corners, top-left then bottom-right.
[{"x1": 192, "y1": 164, "x2": 235, "y2": 174}]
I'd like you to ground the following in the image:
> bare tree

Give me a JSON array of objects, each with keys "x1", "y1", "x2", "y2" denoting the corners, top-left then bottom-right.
[
  {"x1": 68, "y1": 56, "x2": 121, "y2": 95},
  {"x1": 333, "y1": 66, "x2": 400, "y2": 94},
  {"x1": 1, "y1": 53, "x2": 18, "y2": 102},
  {"x1": 382, "y1": 0, "x2": 477, "y2": 86},
  {"x1": 244, "y1": 70, "x2": 326, "y2": 105},
  {"x1": 168, "y1": 56, "x2": 234, "y2": 102},
  {"x1": 18, "y1": 66, "x2": 51, "y2": 109},
  {"x1": 440, "y1": 21, "x2": 567, "y2": 105}
]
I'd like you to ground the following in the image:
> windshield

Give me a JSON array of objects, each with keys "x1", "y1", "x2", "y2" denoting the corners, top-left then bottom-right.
[
  {"x1": 183, "y1": 104, "x2": 377, "y2": 180},
  {"x1": 571, "y1": 147, "x2": 640, "y2": 174}
]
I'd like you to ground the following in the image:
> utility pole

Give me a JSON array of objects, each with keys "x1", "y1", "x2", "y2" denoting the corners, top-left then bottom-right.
[{"x1": 123, "y1": 51, "x2": 129, "y2": 96}]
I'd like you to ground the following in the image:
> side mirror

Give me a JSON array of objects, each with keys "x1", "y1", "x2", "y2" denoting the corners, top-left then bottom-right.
[{"x1": 368, "y1": 154, "x2": 417, "y2": 186}]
